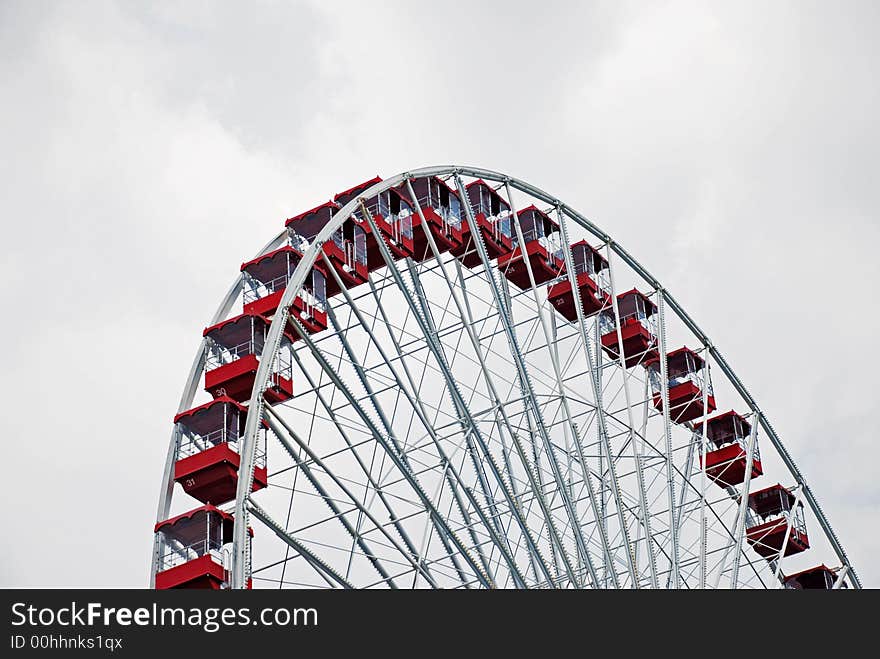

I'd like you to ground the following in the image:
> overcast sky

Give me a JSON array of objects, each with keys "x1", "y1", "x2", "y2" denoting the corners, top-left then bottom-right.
[{"x1": 1, "y1": 0, "x2": 877, "y2": 587}]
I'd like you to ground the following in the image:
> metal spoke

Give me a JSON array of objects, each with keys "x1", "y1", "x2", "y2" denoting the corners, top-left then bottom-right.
[
  {"x1": 263, "y1": 404, "x2": 439, "y2": 587},
  {"x1": 454, "y1": 175, "x2": 589, "y2": 587},
  {"x1": 357, "y1": 200, "x2": 536, "y2": 587},
  {"x1": 247, "y1": 498, "x2": 354, "y2": 589},
  {"x1": 287, "y1": 310, "x2": 492, "y2": 588},
  {"x1": 655, "y1": 289, "x2": 681, "y2": 588},
  {"x1": 728, "y1": 411, "x2": 761, "y2": 588},
  {"x1": 605, "y1": 247, "x2": 659, "y2": 588}
]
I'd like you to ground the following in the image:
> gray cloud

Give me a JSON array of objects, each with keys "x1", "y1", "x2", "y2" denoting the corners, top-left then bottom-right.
[{"x1": 1, "y1": 0, "x2": 877, "y2": 586}]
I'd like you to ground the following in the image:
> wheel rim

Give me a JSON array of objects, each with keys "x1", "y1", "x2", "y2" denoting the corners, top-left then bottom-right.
[{"x1": 152, "y1": 165, "x2": 860, "y2": 589}]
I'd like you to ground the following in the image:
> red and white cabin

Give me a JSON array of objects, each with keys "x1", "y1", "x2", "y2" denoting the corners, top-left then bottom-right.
[
  {"x1": 496, "y1": 206, "x2": 566, "y2": 290},
  {"x1": 452, "y1": 179, "x2": 515, "y2": 267},
  {"x1": 547, "y1": 240, "x2": 610, "y2": 321},
  {"x1": 694, "y1": 410, "x2": 763, "y2": 487},
  {"x1": 154, "y1": 505, "x2": 252, "y2": 589},
  {"x1": 286, "y1": 200, "x2": 369, "y2": 293},
  {"x1": 647, "y1": 347, "x2": 716, "y2": 424},
  {"x1": 402, "y1": 176, "x2": 465, "y2": 260},
  {"x1": 203, "y1": 312, "x2": 295, "y2": 405},
  {"x1": 241, "y1": 246, "x2": 328, "y2": 335},
  {"x1": 333, "y1": 176, "x2": 406, "y2": 274},
  {"x1": 784, "y1": 565, "x2": 840, "y2": 589},
  {"x1": 173, "y1": 396, "x2": 268, "y2": 505},
  {"x1": 359, "y1": 186, "x2": 417, "y2": 264},
  {"x1": 599, "y1": 289, "x2": 660, "y2": 368},
  {"x1": 746, "y1": 484, "x2": 810, "y2": 559}
]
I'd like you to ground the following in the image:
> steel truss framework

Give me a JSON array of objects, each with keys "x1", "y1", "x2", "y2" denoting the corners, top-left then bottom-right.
[{"x1": 151, "y1": 166, "x2": 861, "y2": 589}]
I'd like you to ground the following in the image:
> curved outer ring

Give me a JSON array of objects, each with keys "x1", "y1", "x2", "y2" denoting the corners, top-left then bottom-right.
[{"x1": 152, "y1": 165, "x2": 860, "y2": 589}]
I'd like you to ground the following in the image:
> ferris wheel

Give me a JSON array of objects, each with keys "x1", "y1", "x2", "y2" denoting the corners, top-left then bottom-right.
[{"x1": 150, "y1": 166, "x2": 860, "y2": 590}]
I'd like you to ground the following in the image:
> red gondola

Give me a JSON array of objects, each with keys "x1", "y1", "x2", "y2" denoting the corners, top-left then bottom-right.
[
  {"x1": 203, "y1": 312, "x2": 295, "y2": 404},
  {"x1": 694, "y1": 411, "x2": 763, "y2": 487},
  {"x1": 451, "y1": 179, "x2": 515, "y2": 267},
  {"x1": 496, "y1": 206, "x2": 566, "y2": 290},
  {"x1": 647, "y1": 347, "x2": 716, "y2": 424},
  {"x1": 745, "y1": 484, "x2": 810, "y2": 559},
  {"x1": 286, "y1": 200, "x2": 369, "y2": 293},
  {"x1": 402, "y1": 176, "x2": 465, "y2": 260},
  {"x1": 359, "y1": 186, "x2": 417, "y2": 263},
  {"x1": 599, "y1": 289, "x2": 660, "y2": 368},
  {"x1": 154, "y1": 505, "x2": 252, "y2": 589},
  {"x1": 784, "y1": 565, "x2": 839, "y2": 589},
  {"x1": 172, "y1": 396, "x2": 268, "y2": 505},
  {"x1": 547, "y1": 240, "x2": 610, "y2": 321},
  {"x1": 331, "y1": 176, "x2": 410, "y2": 273},
  {"x1": 241, "y1": 246, "x2": 328, "y2": 334}
]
